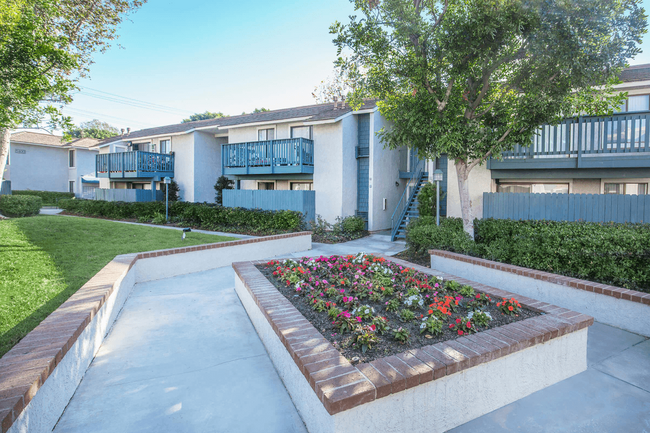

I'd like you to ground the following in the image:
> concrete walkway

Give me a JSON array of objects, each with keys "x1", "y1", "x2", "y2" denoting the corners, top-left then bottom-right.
[
  {"x1": 53, "y1": 267, "x2": 306, "y2": 433},
  {"x1": 291, "y1": 232, "x2": 406, "y2": 258}
]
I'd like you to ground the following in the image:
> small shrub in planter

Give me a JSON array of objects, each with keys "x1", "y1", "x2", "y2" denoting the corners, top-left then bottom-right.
[{"x1": 0, "y1": 195, "x2": 42, "y2": 217}]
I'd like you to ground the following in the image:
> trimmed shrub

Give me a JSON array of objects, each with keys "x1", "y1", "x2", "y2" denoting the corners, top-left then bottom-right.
[
  {"x1": 406, "y1": 217, "x2": 650, "y2": 292},
  {"x1": 339, "y1": 215, "x2": 365, "y2": 235},
  {"x1": 417, "y1": 182, "x2": 445, "y2": 218},
  {"x1": 13, "y1": 190, "x2": 74, "y2": 205},
  {"x1": 0, "y1": 195, "x2": 42, "y2": 217},
  {"x1": 58, "y1": 199, "x2": 304, "y2": 234}
]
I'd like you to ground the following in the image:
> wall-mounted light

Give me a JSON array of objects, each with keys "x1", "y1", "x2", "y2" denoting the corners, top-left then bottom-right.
[{"x1": 395, "y1": 181, "x2": 400, "y2": 187}]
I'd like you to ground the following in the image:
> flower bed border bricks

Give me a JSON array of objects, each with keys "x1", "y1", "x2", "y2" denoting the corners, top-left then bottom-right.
[{"x1": 232, "y1": 254, "x2": 593, "y2": 417}]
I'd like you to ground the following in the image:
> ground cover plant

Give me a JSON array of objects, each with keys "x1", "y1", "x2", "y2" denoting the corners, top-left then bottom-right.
[
  {"x1": 257, "y1": 253, "x2": 538, "y2": 363},
  {"x1": 58, "y1": 199, "x2": 304, "y2": 235},
  {"x1": 311, "y1": 215, "x2": 368, "y2": 244},
  {"x1": 403, "y1": 217, "x2": 650, "y2": 293},
  {"x1": 0, "y1": 215, "x2": 236, "y2": 357},
  {"x1": 12, "y1": 190, "x2": 74, "y2": 206}
]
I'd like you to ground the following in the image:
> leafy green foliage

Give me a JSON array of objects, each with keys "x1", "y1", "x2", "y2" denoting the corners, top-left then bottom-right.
[
  {"x1": 181, "y1": 111, "x2": 226, "y2": 123},
  {"x1": 67, "y1": 119, "x2": 119, "y2": 139},
  {"x1": 0, "y1": 195, "x2": 41, "y2": 217},
  {"x1": 214, "y1": 175, "x2": 234, "y2": 205},
  {"x1": 406, "y1": 216, "x2": 650, "y2": 292},
  {"x1": 392, "y1": 326, "x2": 410, "y2": 344},
  {"x1": 161, "y1": 179, "x2": 180, "y2": 202},
  {"x1": 420, "y1": 316, "x2": 443, "y2": 335},
  {"x1": 417, "y1": 182, "x2": 444, "y2": 218},
  {"x1": 12, "y1": 190, "x2": 73, "y2": 205},
  {"x1": 338, "y1": 215, "x2": 365, "y2": 235},
  {"x1": 332, "y1": 0, "x2": 646, "y2": 235},
  {"x1": 58, "y1": 199, "x2": 304, "y2": 234}
]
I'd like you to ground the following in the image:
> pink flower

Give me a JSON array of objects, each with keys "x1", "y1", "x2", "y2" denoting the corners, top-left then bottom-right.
[{"x1": 356, "y1": 317, "x2": 362, "y2": 323}]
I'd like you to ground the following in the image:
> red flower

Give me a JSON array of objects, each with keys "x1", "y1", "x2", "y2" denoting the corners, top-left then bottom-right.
[
  {"x1": 456, "y1": 317, "x2": 461, "y2": 324},
  {"x1": 466, "y1": 322, "x2": 471, "y2": 328},
  {"x1": 428, "y1": 309, "x2": 434, "y2": 315},
  {"x1": 458, "y1": 330, "x2": 464, "y2": 335},
  {"x1": 508, "y1": 306, "x2": 514, "y2": 311},
  {"x1": 370, "y1": 324, "x2": 376, "y2": 331}
]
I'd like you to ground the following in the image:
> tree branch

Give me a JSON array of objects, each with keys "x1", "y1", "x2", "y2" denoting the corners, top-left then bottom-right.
[{"x1": 467, "y1": 128, "x2": 512, "y2": 171}]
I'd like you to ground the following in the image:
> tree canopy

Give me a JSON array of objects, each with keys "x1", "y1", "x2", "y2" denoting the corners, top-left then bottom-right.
[
  {"x1": 0, "y1": 0, "x2": 145, "y2": 179},
  {"x1": 181, "y1": 111, "x2": 227, "y2": 123},
  {"x1": 333, "y1": 0, "x2": 646, "y2": 236},
  {"x1": 67, "y1": 119, "x2": 119, "y2": 139}
]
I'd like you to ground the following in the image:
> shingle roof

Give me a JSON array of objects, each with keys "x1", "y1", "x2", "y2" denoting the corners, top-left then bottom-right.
[
  {"x1": 10, "y1": 131, "x2": 100, "y2": 149},
  {"x1": 98, "y1": 100, "x2": 378, "y2": 144},
  {"x1": 619, "y1": 64, "x2": 650, "y2": 83}
]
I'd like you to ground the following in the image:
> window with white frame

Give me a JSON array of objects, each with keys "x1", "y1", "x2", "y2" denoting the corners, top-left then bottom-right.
[
  {"x1": 291, "y1": 126, "x2": 312, "y2": 140},
  {"x1": 497, "y1": 182, "x2": 569, "y2": 194},
  {"x1": 290, "y1": 182, "x2": 313, "y2": 191},
  {"x1": 68, "y1": 149, "x2": 75, "y2": 167},
  {"x1": 258, "y1": 128, "x2": 274, "y2": 141},
  {"x1": 627, "y1": 95, "x2": 650, "y2": 112},
  {"x1": 160, "y1": 139, "x2": 171, "y2": 154},
  {"x1": 604, "y1": 182, "x2": 648, "y2": 195},
  {"x1": 69, "y1": 181, "x2": 75, "y2": 193}
]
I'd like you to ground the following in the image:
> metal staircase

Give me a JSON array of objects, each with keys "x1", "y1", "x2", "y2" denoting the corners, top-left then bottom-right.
[{"x1": 391, "y1": 160, "x2": 428, "y2": 241}]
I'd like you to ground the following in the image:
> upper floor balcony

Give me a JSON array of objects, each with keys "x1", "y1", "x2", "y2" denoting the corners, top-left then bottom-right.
[
  {"x1": 222, "y1": 138, "x2": 314, "y2": 176},
  {"x1": 96, "y1": 151, "x2": 174, "y2": 179},
  {"x1": 489, "y1": 111, "x2": 650, "y2": 170}
]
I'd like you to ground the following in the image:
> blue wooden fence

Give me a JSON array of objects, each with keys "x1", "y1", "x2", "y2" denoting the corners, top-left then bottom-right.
[
  {"x1": 0, "y1": 180, "x2": 10, "y2": 195},
  {"x1": 223, "y1": 190, "x2": 316, "y2": 221},
  {"x1": 95, "y1": 188, "x2": 163, "y2": 202},
  {"x1": 483, "y1": 192, "x2": 650, "y2": 224}
]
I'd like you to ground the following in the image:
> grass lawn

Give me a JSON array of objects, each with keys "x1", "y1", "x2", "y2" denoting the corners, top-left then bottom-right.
[{"x1": 0, "y1": 215, "x2": 236, "y2": 357}]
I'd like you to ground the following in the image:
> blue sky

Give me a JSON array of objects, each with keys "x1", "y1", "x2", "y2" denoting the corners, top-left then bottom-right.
[{"x1": 62, "y1": 0, "x2": 650, "y2": 131}]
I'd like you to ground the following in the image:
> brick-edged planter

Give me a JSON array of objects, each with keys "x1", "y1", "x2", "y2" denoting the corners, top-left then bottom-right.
[
  {"x1": 430, "y1": 250, "x2": 650, "y2": 337},
  {"x1": 233, "y1": 255, "x2": 593, "y2": 433},
  {"x1": 0, "y1": 232, "x2": 311, "y2": 433}
]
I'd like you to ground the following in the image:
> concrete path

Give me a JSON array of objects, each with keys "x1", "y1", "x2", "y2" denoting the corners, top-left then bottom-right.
[
  {"x1": 450, "y1": 321, "x2": 650, "y2": 433},
  {"x1": 39, "y1": 207, "x2": 63, "y2": 215},
  {"x1": 53, "y1": 267, "x2": 306, "y2": 433},
  {"x1": 290, "y1": 232, "x2": 406, "y2": 258}
]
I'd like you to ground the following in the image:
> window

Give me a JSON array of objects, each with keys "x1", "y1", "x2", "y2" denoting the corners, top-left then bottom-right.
[
  {"x1": 149, "y1": 143, "x2": 156, "y2": 153},
  {"x1": 257, "y1": 182, "x2": 275, "y2": 190},
  {"x1": 290, "y1": 182, "x2": 313, "y2": 191},
  {"x1": 604, "y1": 183, "x2": 648, "y2": 195},
  {"x1": 69, "y1": 181, "x2": 75, "y2": 194},
  {"x1": 291, "y1": 126, "x2": 312, "y2": 140},
  {"x1": 160, "y1": 139, "x2": 171, "y2": 154},
  {"x1": 627, "y1": 95, "x2": 649, "y2": 112},
  {"x1": 497, "y1": 183, "x2": 569, "y2": 194},
  {"x1": 68, "y1": 150, "x2": 75, "y2": 168},
  {"x1": 258, "y1": 129, "x2": 274, "y2": 141}
]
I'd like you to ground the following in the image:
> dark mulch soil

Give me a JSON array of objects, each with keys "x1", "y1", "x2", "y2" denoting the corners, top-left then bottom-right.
[
  {"x1": 256, "y1": 260, "x2": 540, "y2": 364},
  {"x1": 312, "y1": 231, "x2": 369, "y2": 244},
  {"x1": 394, "y1": 250, "x2": 431, "y2": 268}
]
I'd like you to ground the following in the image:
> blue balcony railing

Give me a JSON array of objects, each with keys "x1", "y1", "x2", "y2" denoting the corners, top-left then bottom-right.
[
  {"x1": 222, "y1": 138, "x2": 314, "y2": 175},
  {"x1": 490, "y1": 111, "x2": 650, "y2": 170},
  {"x1": 96, "y1": 151, "x2": 174, "y2": 179}
]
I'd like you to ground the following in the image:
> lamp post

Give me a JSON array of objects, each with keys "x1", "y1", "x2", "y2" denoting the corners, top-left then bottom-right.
[
  {"x1": 163, "y1": 176, "x2": 171, "y2": 221},
  {"x1": 433, "y1": 169, "x2": 443, "y2": 226}
]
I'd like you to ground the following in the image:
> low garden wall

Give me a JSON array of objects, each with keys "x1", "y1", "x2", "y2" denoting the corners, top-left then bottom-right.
[
  {"x1": 233, "y1": 255, "x2": 593, "y2": 433},
  {"x1": 0, "y1": 232, "x2": 311, "y2": 433},
  {"x1": 430, "y1": 250, "x2": 650, "y2": 337}
]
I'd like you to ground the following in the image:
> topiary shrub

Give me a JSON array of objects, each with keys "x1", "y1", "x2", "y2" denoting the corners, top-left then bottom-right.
[
  {"x1": 12, "y1": 190, "x2": 74, "y2": 206},
  {"x1": 0, "y1": 195, "x2": 42, "y2": 217}
]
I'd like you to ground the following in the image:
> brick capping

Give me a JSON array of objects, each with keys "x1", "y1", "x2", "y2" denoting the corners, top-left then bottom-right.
[
  {"x1": 233, "y1": 254, "x2": 593, "y2": 416},
  {"x1": 429, "y1": 249, "x2": 650, "y2": 307},
  {"x1": 0, "y1": 231, "x2": 311, "y2": 433}
]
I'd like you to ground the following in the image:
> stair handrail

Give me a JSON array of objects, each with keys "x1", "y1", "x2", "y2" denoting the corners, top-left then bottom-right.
[{"x1": 391, "y1": 158, "x2": 426, "y2": 240}]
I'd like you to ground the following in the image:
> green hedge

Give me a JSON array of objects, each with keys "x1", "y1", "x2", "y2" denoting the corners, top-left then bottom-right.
[
  {"x1": 58, "y1": 199, "x2": 304, "y2": 233},
  {"x1": 406, "y1": 217, "x2": 650, "y2": 292},
  {"x1": 0, "y1": 195, "x2": 42, "y2": 217},
  {"x1": 12, "y1": 190, "x2": 75, "y2": 205}
]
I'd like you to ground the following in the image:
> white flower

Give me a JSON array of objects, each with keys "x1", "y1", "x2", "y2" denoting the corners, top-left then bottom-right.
[
  {"x1": 365, "y1": 309, "x2": 370, "y2": 314},
  {"x1": 420, "y1": 323, "x2": 426, "y2": 329}
]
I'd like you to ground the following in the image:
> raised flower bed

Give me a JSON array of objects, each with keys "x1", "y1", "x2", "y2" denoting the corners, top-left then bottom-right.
[{"x1": 233, "y1": 254, "x2": 593, "y2": 433}]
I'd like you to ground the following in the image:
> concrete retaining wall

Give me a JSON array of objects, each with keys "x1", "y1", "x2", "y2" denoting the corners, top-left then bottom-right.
[{"x1": 430, "y1": 251, "x2": 650, "y2": 337}]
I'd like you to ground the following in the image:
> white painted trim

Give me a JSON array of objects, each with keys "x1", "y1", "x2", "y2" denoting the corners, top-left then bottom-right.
[{"x1": 219, "y1": 117, "x2": 313, "y2": 130}]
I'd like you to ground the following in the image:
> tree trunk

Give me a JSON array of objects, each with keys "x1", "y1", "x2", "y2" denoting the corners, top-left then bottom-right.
[
  {"x1": 0, "y1": 128, "x2": 10, "y2": 182},
  {"x1": 455, "y1": 159, "x2": 474, "y2": 239}
]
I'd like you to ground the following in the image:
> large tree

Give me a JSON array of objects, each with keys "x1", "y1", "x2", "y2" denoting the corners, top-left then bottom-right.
[
  {"x1": 67, "y1": 119, "x2": 119, "y2": 139},
  {"x1": 0, "y1": 0, "x2": 144, "y2": 180},
  {"x1": 333, "y1": 0, "x2": 646, "y2": 237}
]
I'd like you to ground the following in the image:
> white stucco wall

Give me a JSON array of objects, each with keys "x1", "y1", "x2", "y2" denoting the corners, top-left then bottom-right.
[
  {"x1": 8, "y1": 143, "x2": 68, "y2": 192},
  {"x1": 192, "y1": 132, "x2": 222, "y2": 203},
  {"x1": 171, "y1": 134, "x2": 195, "y2": 202},
  {"x1": 71, "y1": 148, "x2": 98, "y2": 196},
  {"x1": 446, "y1": 159, "x2": 492, "y2": 220},
  {"x1": 369, "y1": 112, "x2": 405, "y2": 231}
]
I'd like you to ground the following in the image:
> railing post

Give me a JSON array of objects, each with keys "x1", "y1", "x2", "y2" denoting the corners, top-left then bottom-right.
[
  {"x1": 577, "y1": 116, "x2": 583, "y2": 169},
  {"x1": 270, "y1": 140, "x2": 275, "y2": 174},
  {"x1": 245, "y1": 142, "x2": 249, "y2": 175},
  {"x1": 122, "y1": 152, "x2": 125, "y2": 178},
  {"x1": 299, "y1": 138, "x2": 304, "y2": 167}
]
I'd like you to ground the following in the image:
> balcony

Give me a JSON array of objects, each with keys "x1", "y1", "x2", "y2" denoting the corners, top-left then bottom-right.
[
  {"x1": 489, "y1": 111, "x2": 650, "y2": 170},
  {"x1": 96, "y1": 151, "x2": 174, "y2": 179},
  {"x1": 222, "y1": 138, "x2": 314, "y2": 176}
]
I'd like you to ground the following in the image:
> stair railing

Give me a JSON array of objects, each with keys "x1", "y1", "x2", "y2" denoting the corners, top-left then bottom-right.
[{"x1": 391, "y1": 158, "x2": 426, "y2": 241}]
